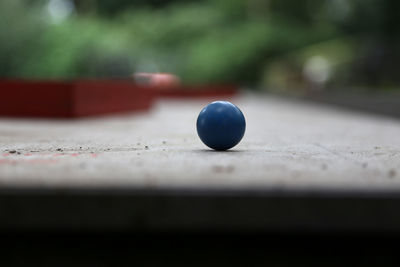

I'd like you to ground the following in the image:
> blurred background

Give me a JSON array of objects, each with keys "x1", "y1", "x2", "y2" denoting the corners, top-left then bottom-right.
[
  {"x1": 1, "y1": 2, "x2": 400, "y2": 265},
  {"x1": 1, "y1": 0, "x2": 400, "y2": 94}
]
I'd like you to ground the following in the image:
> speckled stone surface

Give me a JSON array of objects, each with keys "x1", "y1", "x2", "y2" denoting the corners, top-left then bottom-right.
[{"x1": 0, "y1": 93, "x2": 399, "y2": 192}]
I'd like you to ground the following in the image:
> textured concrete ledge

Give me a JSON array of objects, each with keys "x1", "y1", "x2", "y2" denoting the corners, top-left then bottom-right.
[{"x1": 0, "y1": 93, "x2": 399, "y2": 231}]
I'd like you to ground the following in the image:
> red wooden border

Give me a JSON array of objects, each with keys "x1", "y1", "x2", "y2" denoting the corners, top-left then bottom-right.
[
  {"x1": 0, "y1": 79, "x2": 237, "y2": 118},
  {"x1": 0, "y1": 80, "x2": 74, "y2": 118}
]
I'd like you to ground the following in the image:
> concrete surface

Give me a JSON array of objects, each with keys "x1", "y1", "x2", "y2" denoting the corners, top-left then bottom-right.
[
  {"x1": 2, "y1": 92, "x2": 400, "y2": 233},
  {"x1": 0, "y1": 92, "x2": 399, "y2": 192}
]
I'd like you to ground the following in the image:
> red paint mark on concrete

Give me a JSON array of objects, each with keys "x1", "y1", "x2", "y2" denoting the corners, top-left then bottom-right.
[
  {"x1": 2, "y1": 153, "x2": 10, "y2": 157},
  {"x1": 24, "y1": 153, "x2": 32, "y2": 156},
  {"x1": 91, "y1": 153, "x2": 99, "y2": 158},
  {"x1": 53, "y1": 153, "x2": 83, "y2": 157}
]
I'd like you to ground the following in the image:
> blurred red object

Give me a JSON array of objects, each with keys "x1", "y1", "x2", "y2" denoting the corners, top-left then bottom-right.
[
  {"x1": 0, "y1": 79, "x2": 238, "y2": 118},
  {"x1": 133, "y1": 72, "x2": 181, "y2": 89},
  {"x1": 0, "y1": 79, "x2": 154, "y2": 118},
  {"x1": 133, "y1": 72, "x2": 237, "y2": 98}
]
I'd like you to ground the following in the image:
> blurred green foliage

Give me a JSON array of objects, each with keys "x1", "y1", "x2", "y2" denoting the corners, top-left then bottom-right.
[{"x1": 0, "y1": 0, "x2": 399, "y2": 89}]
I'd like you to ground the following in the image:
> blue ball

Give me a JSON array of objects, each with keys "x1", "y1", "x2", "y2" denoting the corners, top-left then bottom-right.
[{"x1": 196, "y1": 101, "x2": 246, "y2": 151}]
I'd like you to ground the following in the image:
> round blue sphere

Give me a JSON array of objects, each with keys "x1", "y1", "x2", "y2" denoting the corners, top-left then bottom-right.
[{"x1": 196, "y1": 101, "x2": 246, "y2": 151}]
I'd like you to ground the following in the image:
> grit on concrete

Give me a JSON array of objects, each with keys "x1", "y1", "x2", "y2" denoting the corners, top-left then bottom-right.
[{"x1": 0, "y1": 93, "x2": 399, "y2": 191}]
